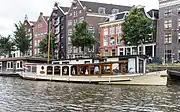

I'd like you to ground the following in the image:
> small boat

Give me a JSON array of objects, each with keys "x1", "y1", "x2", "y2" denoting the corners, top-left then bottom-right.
[
  {"x1": 19, "y1": 61, "x2": 139, "y2": 83},
  {"x1": 167, "y1": 70, "x2": 180, "y2": 80}
]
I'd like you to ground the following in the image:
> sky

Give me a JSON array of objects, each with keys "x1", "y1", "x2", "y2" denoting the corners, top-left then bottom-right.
[{"x1": 0, "y1": 0, "x2": 159, "y2": 36}]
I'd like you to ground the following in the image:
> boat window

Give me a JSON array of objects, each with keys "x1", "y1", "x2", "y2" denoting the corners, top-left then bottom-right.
[
  {"x1": 62, "y1": 66, "x2": 69, "y2": 75},
  {"x1": 93, "y1": 65, "x2": 100, "y2": 74},
  {"x1": 101, "y1": 64, "x2": 111, "y2": 74},
  {"x1": 27, "y1": 66, "x2": 31, "y2": 72},
  {"x1": 32, "y1": 66, "x2": 37, "y2": 73},
  {"x1": 78, "y1": 65, "x2": 89, "y2": 75},
  {"x1": 47, "y1": 66, "x2": 53, "y2": 75},
  {"x1": 62, "y1": 62, "x2": 69, "y2": 64},
  {"x1": 71, "y1": 66, "x2": 77, "y2": 75},
  {"x1": 54, "y1": 66, "x2": 61, "y2": 75}
]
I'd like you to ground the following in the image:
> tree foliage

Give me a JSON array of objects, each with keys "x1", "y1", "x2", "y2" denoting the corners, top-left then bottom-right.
[
  {"x1": 121, "y1": 7, "x2": 153, "y2": 46},
  {"x1": 71, "y1": 21, "x2": 95, "y2": 51},
  {"x1": 14, "y1": 22, "x2": 31, "y2": 56},
  {"x1": 0, "y1": 35, "x2": 15, "y2": 56},
  {"x1": 39, "y1": 34, "x2": 57, "y2": 58}
]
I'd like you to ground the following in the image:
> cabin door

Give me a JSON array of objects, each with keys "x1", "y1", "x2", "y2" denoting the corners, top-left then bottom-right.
[{"x1": 119, "y1": 63, "x2": 127, "y2": 73}]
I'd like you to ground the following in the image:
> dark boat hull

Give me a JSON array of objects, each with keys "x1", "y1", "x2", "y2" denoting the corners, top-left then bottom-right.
[{"x1": 167, "y1": 70, "x2": 180, "y2": 80}]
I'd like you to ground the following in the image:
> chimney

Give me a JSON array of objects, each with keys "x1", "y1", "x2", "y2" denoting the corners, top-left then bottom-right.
[{"x1": 40, "y1": 12, "x2": 43, "y2": 16}]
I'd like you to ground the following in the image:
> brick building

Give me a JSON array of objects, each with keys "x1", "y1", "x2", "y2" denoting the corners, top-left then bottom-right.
[
  {"x1": 66, "y1": 0, "x2": 131, "y2": 59},
  {"x1": 157, "y1": 0, "x2": 180, "y2": 62},
  {"x1": 23, "y1": 15, "x2": 36, "y2": 56},
  {"x1": 99, "y1": 6, "x2": 158, "y2": 58},
  {"x1": 33, "y1": 12, "x2": 49, "y2": 56},
  {"x1": 49, "y1": 3, "x2": 69, "y2": 59}
]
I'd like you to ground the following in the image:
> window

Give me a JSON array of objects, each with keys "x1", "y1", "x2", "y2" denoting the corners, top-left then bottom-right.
[
  {"x1": 74, "y1": 19, "x2": 78, "y2": 25},
  {"x1": 112, "y1": 49, "x2": 116, "y2": 56},
  {"x1": 110, "y1": 37, "x2": 115, "y2": 45},
  {"x1": 119, "y1": 48, "x2": 124, "y2": 55},
  {"x1": 164, "y1": 9, "x2": 172, "y2": 17},
  {"x1": 61, "y1": 25, "x2": 64, "y2": 31},
  {"x1": 79, "y1": 17, "x2": 84, "y2": 22},
  {"x1": 178, "y1": 33, "x2": 180, "y2": 43},
  {"x1": 34, "y1": 49, "x2": 37, "y2": 55},
  {"x1": 132, "y1": 47, "x2": 137, "y2": 55},
  {"x1": 117, "y1": 36, "x2": 121, "y2": 44},
  {"x1": 104, "y1": 28, "x2": 108, "y2": 35},
  {"x1": 164, "y1": 20, "x2": 172, "y2": 29},
  {"x1": 73, "y1": 47, "x2": 78, "y2": 53},
  {"x1": 178, "y1": 19, "x2": 180, "y2": 27},
  {"x1": 165, "y1": 33, "x2": 172, "y2": 44},
  {"x1": 104, "y1": 36, "x2": 108, "y2": 46},
  {"x1": 68, "y1": 45, "x2": 72, "y2": 53},
  {"x1": 34, "y1": 40, "x2": 37, "y2": 47},
  {"x1": 178, "y1": 7, "x2": 180, "y2": 14},
  {"x1": 61, "y1": 17, "x2": 64, "y2": 22},
  {"x1": 104, "y1": 50, "x2": 108, "y2": 56},
  {"x1": 79, "y1": 10, "x2": 82, "y2": 14},
  {"x1": 116, "y1": 25, "x2": 121, "y2": 34},
  {"x1": 28, "y1": 28, "x2": 31, "y2": 33},
  {"x1": 112, "y1": 9, "x2": 119, "y2": 14},
  {"x1": 38, "y1": 24, "x2": 42, "y2": 28},
  {"x1": 68, "y1": 29, "x2": 72, "y2": 36},
  {"x1": 110, "y1": 26, "x2": 115, "y2": 35},
  {"x1": 73, "y1": 10, "x2": 78, "y2": 17},
  {"x1": 139, "y1": 46, "x2": 143, "y2": 54},
  {"x1": 88, "y1": 45, "x2": 94, "y2": 52},
  {"x1": 7, "y1": 62, "x2": 10, "y2": 68},
  {"x1": 98, "y1": 7, "x2": 105, "y2": 14},
  {"x1": 17, "y1": 62, "x2": 20, "y2": 69},
  {"x1": 61, "y1": 34, "x2": 64, "y2": 39},
  {"x1": 68, "y1": 20, "x2": 72, "y2": 26},
  {"x1": 125, "y1": 48, "x2": 131, "y2": 55},
  {"x1": 70, "y1": 13, "x2": 72, "y2": 16},
  {"x1": 89, "y1": 26, "x2": 94, "y2": 34},
  {"x1": 68, "y1": 37, "x2": 71, "y2": 44},
  {"x1": 165, "y1": 50, "x2": 171, "y2": 62}
]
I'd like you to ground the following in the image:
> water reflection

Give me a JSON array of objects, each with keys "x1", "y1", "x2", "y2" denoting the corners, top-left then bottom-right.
[{"x1": 0, "y1": 77, "x2": 179, "y2": 112}]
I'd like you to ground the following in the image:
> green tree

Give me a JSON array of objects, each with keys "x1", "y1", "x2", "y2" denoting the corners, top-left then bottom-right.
[
  {"x1": 0, "y1": 35, "x2": 15, "y2": 57},
  {"x1": 39, "y1": 34, "x2": 57, "y2": 58},
  {"x1": 14, "y1": 21, "x2": 31, "y2": 56},
  {"x1": 71, "y1": 21, "x2": 95, "y2": 55},
  {"x1": 121, "y1": 7, "x2": 153, "y2": 53}
]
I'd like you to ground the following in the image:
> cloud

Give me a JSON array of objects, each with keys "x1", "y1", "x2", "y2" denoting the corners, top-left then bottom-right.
[{"x1": 0, "y1": 0, "x2": 158, "y2": 36}]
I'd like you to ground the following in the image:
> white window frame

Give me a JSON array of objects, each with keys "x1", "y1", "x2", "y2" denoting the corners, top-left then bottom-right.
[
  {"x1": 98, "y1": 7, "x2": 105, "y2": 14},
  {"x1": 104, "y1": 36, "x2": 108, "y2": 46},
  {"x1": 112, "y1": 9, "x2": 119, "y2": 14},
  {"x1": 119, "y1": 47, "x2": 125, "y2": 55},
  {"x1": 104, "y1": 28, "x2": 108, "y2": 36},
  {"x1": 88, "y1": 45, "x2": 94, "y2": 52},
  {"x1": 116, "y1": 25, "x2": 121, "y2": 34},
  {"x1": 68, "y1": 20, "x2": 72, "y2": 26}
]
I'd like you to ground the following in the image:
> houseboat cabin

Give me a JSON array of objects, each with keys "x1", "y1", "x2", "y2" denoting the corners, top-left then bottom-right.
[{"x1": 0, "y1": 57, "x2": 48, "y2": 73}]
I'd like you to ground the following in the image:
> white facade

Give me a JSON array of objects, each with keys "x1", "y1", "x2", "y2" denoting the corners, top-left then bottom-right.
[{"x1": 118, "y1": 43, "x2": 156, "y2": 57}]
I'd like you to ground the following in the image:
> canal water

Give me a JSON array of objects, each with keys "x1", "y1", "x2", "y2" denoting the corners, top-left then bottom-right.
[{"x1": 0, "y1": 77, "x2": 179, "y2": 112}]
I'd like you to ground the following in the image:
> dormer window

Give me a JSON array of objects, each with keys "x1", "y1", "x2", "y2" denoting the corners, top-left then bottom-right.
[
  {"x1": 98, "y1": 7, "x2": 105, "y2": 14},
  {"x1": 112, "y1": 9, "x2": 119, "y2": 14}
]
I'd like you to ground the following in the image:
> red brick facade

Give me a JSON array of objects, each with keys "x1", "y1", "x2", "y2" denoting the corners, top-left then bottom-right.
[{"x1": 32, "y1": 12, "x2": 49, "y2": 56}]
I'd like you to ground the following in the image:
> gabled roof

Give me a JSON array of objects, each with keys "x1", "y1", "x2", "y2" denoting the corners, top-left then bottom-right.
[
  {"x1": 29, "y1": 21, "x2": 36, "y2": 26},
  {"x1": 43, "y1": 16, "x2": 49, "y2": 23},
  {"x1": 147, "y1": 9, "x2": 159, "y2": 19},
  {"x1": 61, "y1": 7, "x2": 69, "y2": 12},
  {"x1": 80, "y1": 1, "x2": 131, "y2": 14}
]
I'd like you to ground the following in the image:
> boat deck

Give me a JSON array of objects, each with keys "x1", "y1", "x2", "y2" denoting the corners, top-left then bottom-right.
[{"x1": 99, "y1": 71, "x2": 168, "y2": 86}]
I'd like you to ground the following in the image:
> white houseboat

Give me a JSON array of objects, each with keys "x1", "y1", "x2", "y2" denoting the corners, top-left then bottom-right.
[{"x1": 19, "y1": 55, "x2": 148, "y2": 83}]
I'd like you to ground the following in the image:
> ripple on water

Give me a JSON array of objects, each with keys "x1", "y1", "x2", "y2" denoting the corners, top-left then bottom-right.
[{"x1": 0, "y1": 77, "x2": 180, "y2": 111}]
